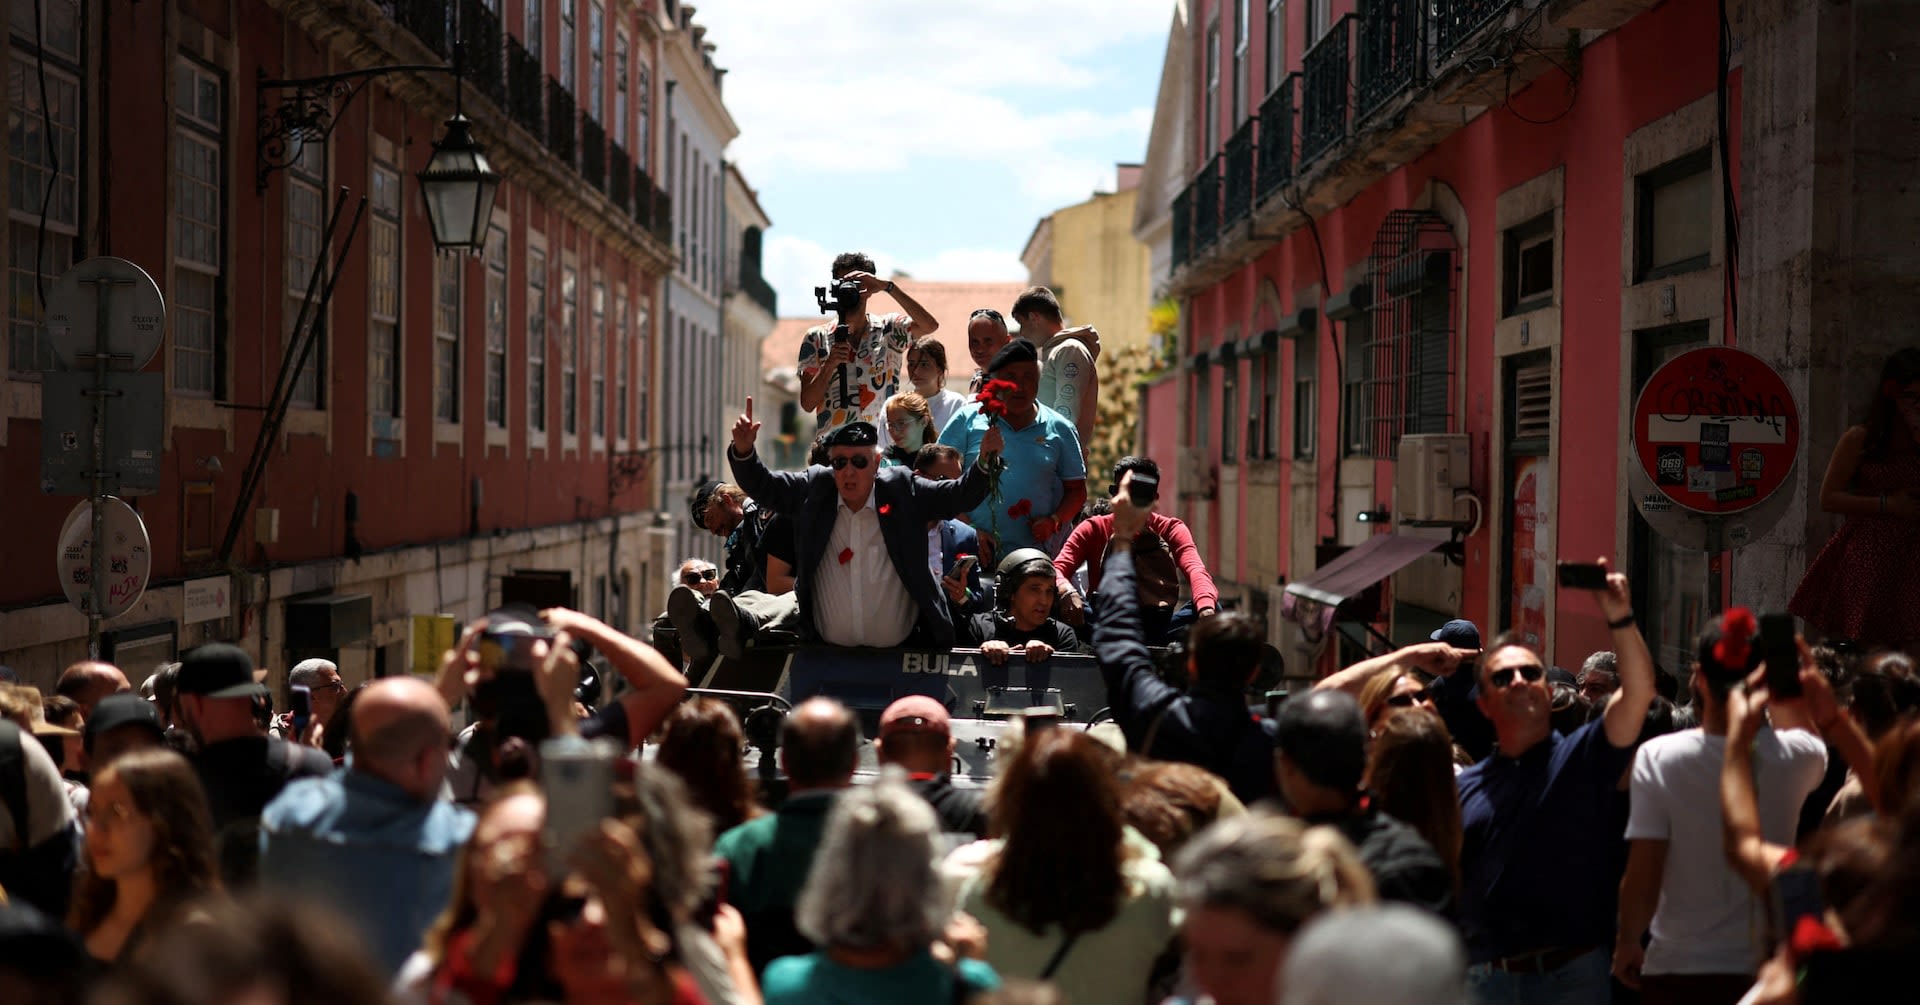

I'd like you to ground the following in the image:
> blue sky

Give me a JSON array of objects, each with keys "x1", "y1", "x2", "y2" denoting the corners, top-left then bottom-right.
[{"x1": 693, "y1": 0, "x2": 1175, "y2": 318}]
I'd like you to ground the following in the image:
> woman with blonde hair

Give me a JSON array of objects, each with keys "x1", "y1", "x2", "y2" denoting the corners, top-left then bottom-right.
[
  {"x1": 68, "y1": 747, "x2": 220, "y2": 965},
  {"x1": 1167, "y1": 814, "x2": 1376, "y2": 1005}
]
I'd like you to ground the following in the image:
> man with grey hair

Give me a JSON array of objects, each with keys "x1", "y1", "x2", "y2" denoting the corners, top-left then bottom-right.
[
  {"x1": 714, "y1": 697, "x2": 860, "y2": 974},
  {"x1": 1577, "y1": 651, "x2": 1620, "y2": 705},
  {"x1": 1280, "y1": 904, "x2": 1469, "y2": 1005},
  {"x1": 259, "y1": 677, "x2": 475, "y2": 976},
  {"x1": 765, "y1": 775, "x2": 1001, "y2": 998},
  {"x1": 286, "y1": 658, "x2": 346, "y2": 743}
]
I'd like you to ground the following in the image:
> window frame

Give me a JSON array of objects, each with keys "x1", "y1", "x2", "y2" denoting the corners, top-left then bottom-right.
[
  {"x1": 484, "y1": 224, "x2": 510, "y2": 429},
  {"x1": 558, "y1": 0, "x2": 576, "y2": 94},
  {"x1": 590, "y1": 279, "x2": 607, "y2": 440},
  {"x1": 170, "y1": 55, "x2": 225, "y2": 398},
  {"x1": 1634, "y1": 147, "x2": 1714, "y2": 282},
  {"x1": 285, "y1": 142, "x2": 326, "y2": 408},
  {"x1": 613, "y1": 30, "x2": 629, "y2": 149},
  {"x1": 527, "y1": 242, "x2": 549, "y2": 435},
  {"x1": 1264, "y1": 0, "x2": 1286, "y2": 96},
  {"x1": 8, "y1": 1, "x2": 84, "y2": 377},
  {"x1": 433, "y1": 253, "x2": 462, "y2": 424},
  {"x1": 1232, "y1": 0, "x2": 1250, "y2": 124},
  {"x1": 561, "y1": 263, "x2": 579, "y2": 436},
  {"x1": 1501, "y1": 211, "x2": 1555, "y2": 317},
  {"x1": 1293, "y1": 336, "x2": 1318, "y2": 460},
  {"x1": 1203, "y1": 18, "x2": 1221, "y2": 155},
  {"x1": 368, "y1": 155, "x2": 402, "y2": 419},
  {"x1": 588, "y1": 1, "x2": 605, "y2": 122}
]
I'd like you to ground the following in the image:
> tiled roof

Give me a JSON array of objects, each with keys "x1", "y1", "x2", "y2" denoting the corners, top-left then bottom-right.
[{"x1": 760, "y1": 279, "x2": 1031, "y2": 380}]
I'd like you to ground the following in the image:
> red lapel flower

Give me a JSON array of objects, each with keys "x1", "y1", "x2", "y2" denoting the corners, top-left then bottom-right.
[
  {"x1": 838, "y1": 547, "x2": 854, "y2": 566},
  {"x1": 878, "y1": 503, "x2": 891, "y2": 516},
  {"x1": 1008, "y1": 499, "x2": 1033, "y2": 519},
  {"x1": 1790, "y1": 915, "x2": 1843, "y2": 958}
]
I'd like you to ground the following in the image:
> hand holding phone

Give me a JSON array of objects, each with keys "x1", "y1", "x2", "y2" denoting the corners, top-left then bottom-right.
[
  {"x1": 1760, "y1": 613, "x2": 1803, "y2": 700},
  {"x1": 953, "y1": 555, "x2": 978, "y2": 579},
  {"x1": 290, "y1": 685, "x2": 312, "y2": 742},
  {"x1": 540, "y1": 736, "x2": 619, "y2": 876}
]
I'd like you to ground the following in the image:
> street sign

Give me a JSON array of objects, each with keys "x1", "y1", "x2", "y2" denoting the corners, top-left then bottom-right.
[
  {"x1": 182, "y1": 575, "x2": 231, "y2": 625},
  {"x1": 45, "y1": 257, "x2": 166, "y2": 372},
  {"x1": 39, "y1": 370, "x2": 165, "y2": 496},
  {"x1": 56, "y1": 497, "x2": 152, "y2": 618},
  {"x1": 1631, "y1": 346, "x2": 1800, "y2": 516}
]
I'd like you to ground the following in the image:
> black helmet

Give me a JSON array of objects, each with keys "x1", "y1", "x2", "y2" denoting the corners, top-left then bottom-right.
[{"x1": 994, "y1": 547, "x2": 1056, "y2": 611}]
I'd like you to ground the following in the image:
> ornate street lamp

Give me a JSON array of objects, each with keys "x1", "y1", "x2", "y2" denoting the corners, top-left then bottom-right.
[{"x1": 417, "y1": 113, "x2": 501, "y2": 253}]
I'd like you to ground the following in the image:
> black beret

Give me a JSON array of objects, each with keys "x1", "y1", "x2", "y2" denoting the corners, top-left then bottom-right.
[
  {"x1": 688, "y1": 479, "x2": 723, "y2": 529},
  {"x1": 825, "y1": 421, "x2": 879, "y2": 448},
  {"x1": 987, "y1": 337, "x2": 1040, "y2": 374}
]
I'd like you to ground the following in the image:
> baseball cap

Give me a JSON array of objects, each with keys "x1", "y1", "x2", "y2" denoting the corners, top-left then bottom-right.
[
  {"x1": 1430, "y1": 619, "x2": 1482, "y2": 649},
  {"x1": 688, "y1": 480, "x2": 723, "y2": 530},
  {"x1": 84, "y1": 693, "x2": 166, "y2": 752},
  {"x1": 879, "y1": 695, "x2": 950, "y2": 738},
  {"x1": 176, "y1": 643, "x2": 271, "y2": 699}
]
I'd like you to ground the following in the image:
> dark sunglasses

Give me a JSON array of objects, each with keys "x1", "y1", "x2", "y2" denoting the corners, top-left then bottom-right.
[
  {"x1": 830, "y1": 455, "x2": 872, "y2": 470},
  {"x1": 1488, "y1": 663, "x2": 1546, "y2": 689},
  {"x1": 970, "y1": 308, "x2": 1005, "y2": 323},
  {"x1": 1385, "y1": 689, "x2": 1432, "y2": 708},
  {"x1": 682, "y1": 567, "x2": 718, "y2": 584}
]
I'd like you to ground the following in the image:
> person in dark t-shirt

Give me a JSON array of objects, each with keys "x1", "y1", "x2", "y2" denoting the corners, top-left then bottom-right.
[
  {"x1": 964, "y1": 548, "x2": 1087, "y2": 662},
  {"x1": 874, "y1": 695, "x2": 987, "y2": 841}
]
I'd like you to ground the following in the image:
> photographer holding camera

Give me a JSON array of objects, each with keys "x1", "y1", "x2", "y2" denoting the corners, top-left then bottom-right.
[
  {"x1": 797, "y1": 252, "x2": 940, "y2": 446},
  {"x1": 1054, "y1": 456, "x2": 1218, "y2": 645},
  {"x1": 439, "y1": 606, "x2": 688, "y2": 807}
]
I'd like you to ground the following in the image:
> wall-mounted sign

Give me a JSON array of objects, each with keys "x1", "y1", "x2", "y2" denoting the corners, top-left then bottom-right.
[
  {"x1": 1631, "y1": 346, "x2": 1799, "y2": 516},
  {"x1": 182, "y1": 575, "x2": 231, "y2": 625}
]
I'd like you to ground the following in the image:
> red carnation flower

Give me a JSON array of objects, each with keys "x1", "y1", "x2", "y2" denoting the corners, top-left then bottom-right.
[
  {"x1": 838, "y1": 547, "x2": 854, "y2": 565},
  {"x1": 1714, "y1": 607, "x2": 1758, "y2": 670},
  {"x1": 1790, "y1": 915, "x2": 1843, "y2": 958},
  {"x1": 878, "y1": 504, "x2": 891, "y2": 515},
  {"x1": 975, "y1": 378, "x2": 1020, "y2": 419},
  {"x1": 1008, "y1": 499, "x2": 1033, "y2": 519}
]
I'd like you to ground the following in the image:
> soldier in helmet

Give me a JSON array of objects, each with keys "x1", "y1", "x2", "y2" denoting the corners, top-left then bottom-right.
[{"x1": 962, "y1": 548, "x2": 1090, "y2": 664}]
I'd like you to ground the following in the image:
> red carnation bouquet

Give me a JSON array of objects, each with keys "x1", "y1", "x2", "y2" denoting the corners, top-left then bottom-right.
[{"x1": 973, "y1": 379, "x2": 1017, "y2": 546}]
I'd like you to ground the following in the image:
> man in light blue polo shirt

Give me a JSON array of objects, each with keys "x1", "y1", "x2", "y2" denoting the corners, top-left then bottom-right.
[
  {"x1": 939, "y1": 338, "x2": 1087, "y2": 558},
  {"x1": 259, "y1": 676, "x2": 475, "y2": 976}
]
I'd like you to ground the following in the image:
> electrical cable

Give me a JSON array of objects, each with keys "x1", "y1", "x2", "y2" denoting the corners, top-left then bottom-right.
[
  {"x1": 32, "y1": 0, "x2": 57, "y2": 314},
  {"x1": 1717, "y1": 0, "x2": 1740, "y2": 338},
  {"x1": 1281, "y1": 186, "x2": 1342, "y2": 531}
]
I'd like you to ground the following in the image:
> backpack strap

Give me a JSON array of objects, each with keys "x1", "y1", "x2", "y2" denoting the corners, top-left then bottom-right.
[
  {"x1": 0, "y1": 720, "x2": 26, "y2": 853},
  {"x1": 1039, "y1": 930, "x2": 1082, "y2": 980}
]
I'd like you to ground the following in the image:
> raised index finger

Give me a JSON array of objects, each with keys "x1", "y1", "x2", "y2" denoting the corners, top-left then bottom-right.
[{"x1": 745, "y1": 396, "x2": 754, "y2": 421}]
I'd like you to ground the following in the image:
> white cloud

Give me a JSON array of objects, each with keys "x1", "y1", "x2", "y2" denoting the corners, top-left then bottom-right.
[{"x1": 698, "y1": 1, "x2": 1166, "y2": 194}]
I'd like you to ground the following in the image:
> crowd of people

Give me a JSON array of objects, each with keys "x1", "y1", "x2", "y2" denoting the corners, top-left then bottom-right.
[{"x1": 1, "y1": 268, "x2": 1916, "y2": 1005}]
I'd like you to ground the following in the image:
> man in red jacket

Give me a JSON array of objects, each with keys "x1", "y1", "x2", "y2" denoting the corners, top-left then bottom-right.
[{"x1": 1054, "y1": 455, "x2": 1218, "y2": 645}]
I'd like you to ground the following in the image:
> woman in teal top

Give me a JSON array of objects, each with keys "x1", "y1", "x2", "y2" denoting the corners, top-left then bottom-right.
[{"x1": 760, "y1": 775, "x2": 1000, "y2": 1004}]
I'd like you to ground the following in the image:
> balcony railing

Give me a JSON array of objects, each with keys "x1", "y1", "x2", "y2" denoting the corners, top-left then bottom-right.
[
  {"x1": 1193, "y1": 155, "x2": 1222, "y2": 252},
  {"x1": 546, "y1": 79, "x2": 577, "y2": 166},
  {"x1": 632, "y1": 168, "x2": 655, "y2": 229},
  {"x1": 385, "y1": 0, "x2": 450, "y2": 61},
  {"x1": 1223, "y1": 121, "x2": 1256, "y2": 226},
  {"x1": 1257, "y1": 75, "x2": 1296, "y2": 199},
  {"x1": 580, "y1": 114, "x2": 608, "y2": 192},
  {"x1": 609, "y1": 144, "x2": 632, "y2": 210},
  {"x1": 648, "y1": 185, "x2": 672, "y2": 245},
  {"x1": 1171, "y1": 186, "x2": 1192, "y2": 272},
  {"x1": 1300, "y1": 16, "x2": 1353, "y2": 165},
  {"x1": 505, "y1": 38, "x2": 544, "y2": 137},
  {"x1": 1435, "y1": 0, "x2": 1518, "y2": 62},
  {"x1": 1356, "y1": 0, "x2": 1423, "y2": 121},
  {"x1": 738, "y1": 272, "x2": 778, "y2": 317},
  {"x1": 459, "y1": 0, "x2": 506, "y2": 106}
]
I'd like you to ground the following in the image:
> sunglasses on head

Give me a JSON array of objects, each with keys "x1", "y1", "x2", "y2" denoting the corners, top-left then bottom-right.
[
  {"x1": 1488, "y1": 663, "x2": 1546, "y2": 689},
  {"x1": 682, "y1": 567, "x2": 718, "y2": 584},
  {"x1": 971, "y1": 308, "x2": 1005, "y2": 323},
  {"x1": 830, "y1": 455, "x2": 872, "y2": 470},
  {"x1": 1385, "y1": 689, "x2": 1432, "y2": 708}
]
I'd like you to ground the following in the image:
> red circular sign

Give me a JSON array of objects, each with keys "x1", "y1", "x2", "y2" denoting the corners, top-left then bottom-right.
[{"x1": 1631, "y1": 346, "x2": 1799, "y2": 515}]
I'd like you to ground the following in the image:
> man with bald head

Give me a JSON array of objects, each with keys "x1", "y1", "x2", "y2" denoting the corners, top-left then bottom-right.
[
  {"x1": 713, "y1": 696, "x2": 860, "y2": 973},
  {"x1": 55, "y1": 660, "x2": 130, "y2": 717},
  {"x1": 259, "y1": 677, "x2": 476, "y2": 975}
]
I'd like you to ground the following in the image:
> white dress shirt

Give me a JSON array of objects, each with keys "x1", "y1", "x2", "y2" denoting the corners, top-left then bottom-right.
[{"x1": 813, "y1": 489, "x2": 918, "y2": 647}]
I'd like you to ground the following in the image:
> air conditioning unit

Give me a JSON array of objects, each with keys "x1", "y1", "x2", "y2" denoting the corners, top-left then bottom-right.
[
  {"x1": 1394, "y1": 434, "x2": 1470, "y2": 525},
  {"x1": 1177, "y1": 451, "x2": 1218, "y2": 500}
]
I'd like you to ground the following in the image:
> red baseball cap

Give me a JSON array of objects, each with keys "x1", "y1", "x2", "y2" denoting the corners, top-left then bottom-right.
[{"x1": 879, "y1": 695, "x2": 951, "y2": 738}]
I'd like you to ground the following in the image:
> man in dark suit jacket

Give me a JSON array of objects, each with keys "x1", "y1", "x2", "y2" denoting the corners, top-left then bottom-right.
[{"x1": 724, "y1": 398, "x2": 1003, "y2": 649}]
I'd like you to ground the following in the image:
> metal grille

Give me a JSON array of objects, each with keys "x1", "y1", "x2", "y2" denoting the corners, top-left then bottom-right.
[
  {"x1": 580, "y1": 113, "x2": 607, "y2": 191},
  {"x1": 1257, "y1": 76, "x2": 1295, "y2": 199},
  {"x1": 1171, "y1": 186, "x2": 1191, "y2": 272},
  {"x1": 1511, "y1": 363, "x2": 1552, "y2": 441},
  {"x1": 1193, "y1": 155, "x2": 1222, "y2": 251},
  {"x1": 1434, "y1": 0, "x2": 1518, "y2": 61},
  {"x1": 1224, "y1": 121, "x2": 1255, "y2": 225},
  {"x1": 1364, "y1": 209, "x2": 1457, "y2": 459},
  {"x1": 506, "y1": 37, "x2": 545, "y2": 136},
  {"x1": 610, "y1": 144, "x2": 632, "y2": 211},
  {"x1": 546, "y1": 78, "x2": 576, "y2": 166},
  {"x1": 385, "y1": 0, "x2": 450, "y2": 60},
  {"x1": 1299, "y1": 16, "x2": 1351, "y2": 164},
  {"x1": 1355, "y1": 0, "x2": 1422, "y2": 121},
  {"x1": 459, "y1": 0, "x2": 505, "y2": 105}
]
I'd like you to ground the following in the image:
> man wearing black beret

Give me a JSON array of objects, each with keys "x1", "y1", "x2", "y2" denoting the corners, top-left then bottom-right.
[{"x1": 718, "y1": 400, "x2": 1004, "y2": 651}]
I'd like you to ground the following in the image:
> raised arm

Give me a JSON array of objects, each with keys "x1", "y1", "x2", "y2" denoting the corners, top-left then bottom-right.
[
  {"x1": 1594, "y1": 559, "x2": 1657, "y2": 748},
  {"x1": 1721, "y1": 682, "x2": 1788, "y2": 894},
  {"x1": 916, "y1": 424, "x2": 1003, "y2": 518},
  {"x1": 541, "y1": 609, "x2": 689, "y2": 747},
  {"x1": 852, "y1": 272, "x2": 939, "y2": 337},
  {"x1": 726, "y1": 398, "x2": 812, "y2": 515},
  {"x1": 1315, "y1": 642, "x2": 1479, "y2": 696},
  {"x1": 1164, "y1": 518, "x2": 1219, "y2": 613},
  {"x1": 1093, "y1": 476, "x2": 1181, "y2": 746}
]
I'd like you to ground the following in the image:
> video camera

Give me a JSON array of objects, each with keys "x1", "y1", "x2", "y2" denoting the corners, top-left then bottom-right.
[{"x1": 814, "y1": 278, "x2": 862, "y2": 324}]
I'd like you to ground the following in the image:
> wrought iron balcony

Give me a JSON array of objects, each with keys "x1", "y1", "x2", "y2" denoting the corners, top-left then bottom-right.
[
  {"x1": 1257, "y1": 76, "x2": 1296, "y2": 199},
  {"x1": 1434, "y1": 0, "x2": 1518, "y2": 62},
  {"x1": 1193, "y1": 155, "x2": 1222, "y2": 252},
  {"x1": 580, "y1": 114, "x2": 608, "y2": 192},
  {"x1": 738, "y1": 271, "x2": 778, "y2": 317},
  {"x1": 632, "y1": 167, "x2": 654, "y2": 229},
  {"x1": 609, "y1": 144, "x2": 632, "y2": 210},
  {"x1": 1171, "y1": 185, "x2": 1192, "y2": 273},
  {"x1": 384, "y1": 0, "x2": 450, "y2": 61},
  {"x1": 649, "y1": 185, "x2": 672, "y2": 245},
  {"x1": 458, "y1": 0, "x2": 505, "y2": 106},
  {"x1": 1356, "y1": 0, "x2": 1422, "y2": 122},
  {"x1": 1223, "y1": 121, "x2": 1256, "y2": 226},
  {"x1": 1300, "y1": 16, "x2": 1353, "y2": 165},
  {"x1": 546, "y1": 79, "x2": 576, "y2": 166},
  {"x1": 505, "y1": 38, "x2": 544, "y2": 136}
]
